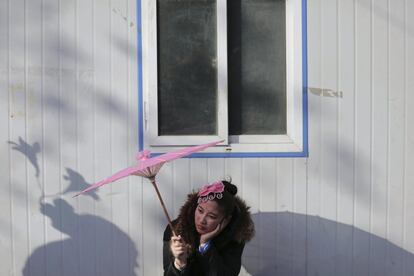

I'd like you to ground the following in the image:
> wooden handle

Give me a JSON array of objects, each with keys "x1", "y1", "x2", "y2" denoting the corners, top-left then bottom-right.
[{"x1": 149, "y1": 177, "x2": 177, "y2": 236}]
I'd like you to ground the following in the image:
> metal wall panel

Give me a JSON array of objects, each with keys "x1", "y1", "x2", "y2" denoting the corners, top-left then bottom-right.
[
  {"x1": 1, "y1": 0, "x2": 140, "y2": 275},
  {"x1": 306, "y1": 1, "x2": 414, "y2": 276}
]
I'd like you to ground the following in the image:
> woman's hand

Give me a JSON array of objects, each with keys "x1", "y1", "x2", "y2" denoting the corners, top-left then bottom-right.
[
  {"x1": 200, "y1": 217, "x2": 231, "y2": 244},
  {"x1": 170, "y1": 235, "x2": 189, "y2": 269}
]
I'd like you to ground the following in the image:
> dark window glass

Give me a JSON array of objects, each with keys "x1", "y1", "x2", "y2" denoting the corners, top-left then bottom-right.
[
  {"x1": 228, "y1": 0, "x2": 287, "y2": 135},
  {"x1": 157, "y1": 0, "x2": 217, "y2": 135}
]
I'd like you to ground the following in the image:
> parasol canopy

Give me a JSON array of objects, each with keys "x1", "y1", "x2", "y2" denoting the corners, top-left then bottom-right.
[
  {"x1": 74, "y1": 140, "x2": 223, "y2": 235},
  {"x1": 75, "y1": 140, "x2": 223, "y2": 196}
]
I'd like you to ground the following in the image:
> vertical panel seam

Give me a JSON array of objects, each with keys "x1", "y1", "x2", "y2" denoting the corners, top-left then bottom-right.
[
  {"x1": 109, "y1": 0, "x2": 114, "y2": 273},
  {"x1": 239, "y1": 159, "x2": 242, "y2": 197},
  {"x1": 369, "y1": 0, "x2": 374, "y2": 274},
  {"x1": 92, "y1": 0, "x2": 98, "y2": 274},
  {"x1": 59, "y1": 0, "x2": 65, "y2": 271},
  {"x1": 305, "y1": 158, "x2": 308, "y2": 275},
  {"x1": 58, "y1": 0, "x2": 65, "y2": 272},
  {"x1": 59, "y1": 0, "x2": 64, "y2": 268},
  {"x1": 258, "y1": 159, "x2": 261, "y2": 212},
  {"x1": 335, "y1": 0, "x2": 340, "y2": 274},
  {"x1": 386, "y1": 0, "x2": 390, "y2": 248},
  {"x1": 258, "y1": 158, "x2": 262, "y2": 271},
  {"x1": 291, "y1": 159, "x2": 295, "y2": 275},
  {"x1": 189, "y1": 159, "x2": 193, "y2": 191},
  {"x1": 40, "y1": 0, "x2": 47, "y2": 273},
  {"x1": 24, "y1": 1, "x2": 32, "y2": 275},
  {"x1": 402, "y1": 0, "x2": 407, "y2": 274},
  {"x1": 352, "y1": 0, "x2": 357, "y2": 274},
  {"x1": 74, "y1": 0, "x2": 80, "y2": 274},
  {"x1": 384, "y1": 3, "x2": 391, "y2": 274},
  {"x1": 207, "y1": 158, "x2": 210, "y2": 182},
  {"x1": 7, "y1": 0, "x2": 16, "y2": 273},
  {"x1": 126, "y1": 0, "x2": 131, "y2": 272},
  {"x1": 189, "y1": 159, "x2": 192, "y2": 192},
  {"x1": 225, "y1": 158, "x2": 228, "y2": 186},
  {"x1": 319, "y1": 0, "x2": 323, "y2": 218},
  {"x1": 291, "y1": 159, "x2": 294, "y2": 213},
  {"x1": 336, "y1": 0, "x2": 340, "y2": 223},
  {"x1": 140, "y1": 157, "x2": 144, "y2": 274},
  {"x1": 172, "y1": 162, "x2": 175, "y2": 217},
  {"x1": 274, "y1": 158, "x2": 278, "y2": 273}
]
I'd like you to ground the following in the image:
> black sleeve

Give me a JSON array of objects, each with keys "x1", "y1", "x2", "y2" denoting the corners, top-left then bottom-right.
[{"x1": 196, "y1": 241, "x2": 245, "y2": 276}]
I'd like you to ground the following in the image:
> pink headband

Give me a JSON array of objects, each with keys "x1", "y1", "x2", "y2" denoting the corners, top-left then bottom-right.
[{"x1": 197, "y1": 181, "x2": 224, "y2": 204}]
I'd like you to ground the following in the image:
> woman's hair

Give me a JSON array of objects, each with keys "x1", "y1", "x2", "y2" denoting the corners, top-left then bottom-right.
[
  {"x1": 174, "y1": 180, "x2": 239, "y2": 249},
  {"x1": 213, "y1": 180, "x2": 237, "y2": 217}
]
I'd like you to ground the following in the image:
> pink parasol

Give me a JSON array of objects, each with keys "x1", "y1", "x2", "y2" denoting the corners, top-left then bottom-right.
[{"x1": 75, "y1": 140, "x2": 223, "y2": 235}]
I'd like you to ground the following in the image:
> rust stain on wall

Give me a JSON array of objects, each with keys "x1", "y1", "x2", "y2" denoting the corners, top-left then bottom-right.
[{"x1": 308, "y1": 87, "x2": 343, "y2": 98}]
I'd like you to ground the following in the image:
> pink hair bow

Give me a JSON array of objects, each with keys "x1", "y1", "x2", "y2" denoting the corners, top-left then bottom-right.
[{"x1": 198, "y1": 181, "x2": 224, "y2": 196}]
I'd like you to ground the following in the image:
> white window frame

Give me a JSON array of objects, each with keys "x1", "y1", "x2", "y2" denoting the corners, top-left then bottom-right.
[{"x1": 141, "y1": 0, "x2": 306, "y2": 155}]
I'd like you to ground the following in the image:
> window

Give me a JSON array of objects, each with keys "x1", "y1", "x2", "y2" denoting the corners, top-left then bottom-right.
[{"x1": 139, "y1": 0, "x2": 308, "y2": 157}]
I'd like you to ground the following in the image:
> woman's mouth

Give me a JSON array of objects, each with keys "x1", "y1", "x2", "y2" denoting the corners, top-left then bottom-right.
[{"x1": 196, "y1": 224, "x2": 206, "y2": 232}]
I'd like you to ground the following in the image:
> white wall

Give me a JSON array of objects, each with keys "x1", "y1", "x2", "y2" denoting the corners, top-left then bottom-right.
[
  {"x1": 0, "y1": 0, "x2": 413, "y2": 275},
  {"x1": 1, "y1": 0, "x2": 140, "y2": 275}
]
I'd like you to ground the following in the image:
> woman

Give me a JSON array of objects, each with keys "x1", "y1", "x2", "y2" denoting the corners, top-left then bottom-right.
[{"x1": 163, "y1": 180, "x2": 254, "y2": 276}]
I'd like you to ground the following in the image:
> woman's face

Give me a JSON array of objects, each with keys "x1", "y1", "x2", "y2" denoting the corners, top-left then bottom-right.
[{"x1": 194, "y1": 200, "x2": 225, "y2": 235}]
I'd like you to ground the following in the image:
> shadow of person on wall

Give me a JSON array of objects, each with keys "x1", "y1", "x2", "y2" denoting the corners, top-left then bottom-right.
[
  {"x1": 243, "y1": 212, "x2": 414, "y2": 276},
  {"x1": 23, "y1": 198, "x2": 138, "y2": 276}
]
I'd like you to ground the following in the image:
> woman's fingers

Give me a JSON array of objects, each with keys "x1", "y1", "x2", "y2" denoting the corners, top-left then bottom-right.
[
  {"x1": 171, "y1": 241, "x2": 185, "y2": 249},
  {"x1": 170, "y1": 235, "x2": 189, "y2": 258},
  {"x1": 171, "y1": 243, "x2": 186, "y2": 251},
  {"x1": 172, "y1": 248, "x2": 187, "y2": 258},
  {"x1": 173, "y1": 248, "x2": 185, "y2": 255},
  {"x1": 171, "y1": 235, "x2": 182, "y2": 243}
]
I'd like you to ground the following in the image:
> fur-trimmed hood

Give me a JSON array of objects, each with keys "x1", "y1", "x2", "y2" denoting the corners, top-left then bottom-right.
[{"x1": 171, "y1": 192, "x2": 255, "y2": 250}]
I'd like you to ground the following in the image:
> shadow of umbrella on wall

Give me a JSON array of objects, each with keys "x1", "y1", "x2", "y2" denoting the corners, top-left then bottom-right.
[
  {"x1": 75, "y1": 140, "x2": 223, "y2": 236},
  {"x1": 242, "y1": 212, "x2": 414, "y2": 276},
  {"x1": 8, "y1": 137, "x2": 41, "y2": 178}
]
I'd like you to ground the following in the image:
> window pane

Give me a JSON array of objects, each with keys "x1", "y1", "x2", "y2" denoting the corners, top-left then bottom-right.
[
  {"x1": 228, "y1": 0, "x2": 287, "y2": 135},
  {"x1": 157, "y1": 0, "x2": 217, "y2": 136}
]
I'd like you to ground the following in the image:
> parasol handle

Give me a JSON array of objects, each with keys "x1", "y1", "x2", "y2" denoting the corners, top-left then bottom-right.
[{"x1": 149, "y1": 177, "x2": 177, "y2": 237}]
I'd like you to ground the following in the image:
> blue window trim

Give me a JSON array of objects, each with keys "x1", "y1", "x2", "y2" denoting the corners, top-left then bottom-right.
[
  {"x1": 137, "y1": 0, "x2": 144, "y2": 151},
  {"x1": 137, "y1": 0, "x2": 308, "y2": 158}
]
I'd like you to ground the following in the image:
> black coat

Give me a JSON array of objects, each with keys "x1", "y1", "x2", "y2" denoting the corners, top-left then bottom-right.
[{"x1": 162, "y1": 193, "x2": 254, "y2": 276}]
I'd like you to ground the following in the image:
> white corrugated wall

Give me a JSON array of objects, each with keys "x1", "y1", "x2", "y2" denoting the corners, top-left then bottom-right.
[{"x1": 0, "y1": 0, "x2": 413, "y2": 275}]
